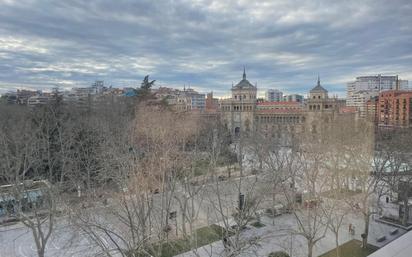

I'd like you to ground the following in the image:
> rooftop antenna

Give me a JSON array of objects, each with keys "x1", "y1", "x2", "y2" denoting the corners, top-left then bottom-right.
[
  {"x1": 317, "y1": 74, "x2": 321, "y2": 86},
  {"x1": 243, "y1": 66, "x2": 246, "y2": 80}
]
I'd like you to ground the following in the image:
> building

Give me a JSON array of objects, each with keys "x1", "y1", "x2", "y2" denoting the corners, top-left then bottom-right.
[
  {"x1": 185, "y1": 88, "x2": 206, "y2": 111},
  {"x1": 27, "y1": 95, "x2": 51, "y2": 107},
  {"x1": 377, "y1": 90, "x2": 412, "y2": 128},
  {"x1": 347, "y1": 90, "x2": 377, "y2": 118},
  {"x1": 265, "y1": 89, "x2": 283, "y2": 102},
  {"x1": 205, "y1": 92, "x2": 219, "y2": 112},
  {"x1": 155, "y1": 86, "x2": 205, "y2": 112},
  {"x1": 283, "y1": 94, "x2": 303, "y2": 103},
  {"x1": 367, "y1": 230, "x2": 412, "y2": 257},
  {"x1": 306, "y1": 76, "x2": 344, "y2": 112},
  {"x1": 3, "y1": 89, "x2": 38, "y2": 105},
  {"x1": 348, "y1": 75, "x2": 408, "y2": 95},
  {"x1": 3, "y1": 92, "x2": 17, "y2": 104},
  {"x1": 220, "y1": 68, "x2": 257, "y2": 135},
  {"x1": 305, "y1": 77, "x2": 346, "y2": 134},
  {"x1": 366, "y1": 96, "x2": 379, "y2": 122},
  {"x1": 122, "y1": 87, "x2": 137, "y2": 97},
  {"x1": 219, "y1": 71, "x2": 348, "y2": 137},
  {"x1": 90, "y1": 80, "x2": 106, "y2": 94},
  {"x1": 347, "y1": 75, "x2": 408, "y2": 118},
  {"x1": 255, "y1": 101, "x2": 305, "y2": 132}
]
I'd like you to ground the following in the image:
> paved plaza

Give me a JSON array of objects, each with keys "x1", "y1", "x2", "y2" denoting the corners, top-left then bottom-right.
[{"x1": 176, "y1": 213, "x2": 406, "y2": 257}]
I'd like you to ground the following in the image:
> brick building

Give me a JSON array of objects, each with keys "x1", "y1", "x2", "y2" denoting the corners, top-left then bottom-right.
[
  {"x1": 255, "y1": 101, "x2": 305, "y2": 129},
  {"x1": 377, "y1": 90, "x2": 412, "y2": 128}
]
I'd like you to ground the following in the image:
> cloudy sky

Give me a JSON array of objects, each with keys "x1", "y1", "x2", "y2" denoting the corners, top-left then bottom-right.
[{"x1": 0, "y1": 0, "x2": 411, "y2": 97}]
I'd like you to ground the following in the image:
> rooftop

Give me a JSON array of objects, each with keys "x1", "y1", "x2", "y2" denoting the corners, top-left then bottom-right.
[
  {"x1": 232, "y1": 68, "x2": 256, "y2": 90},
  {"x1": 257, "y1": 101, "x2": 301, "y2": 106},
  {"x1": 310, "y1": 76, "x2": 328, "y2": 93},
  {"x1": 368, "y1": 230, "x2": 412, "y2": 257},
  {"x1": 256, "y1": 108, "x2": 303, "y2": 114}
]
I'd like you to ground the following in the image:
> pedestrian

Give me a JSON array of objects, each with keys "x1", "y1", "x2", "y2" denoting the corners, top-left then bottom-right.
[
  {"x1": 223, "y1": 237, "x2": 228, "y2": 249},
  {"x1": 352, "y1": 225, "x2": 356, "y2": 235},
  {"x1": 349, "y1": 223, "x2": 352, "y2": 234}
]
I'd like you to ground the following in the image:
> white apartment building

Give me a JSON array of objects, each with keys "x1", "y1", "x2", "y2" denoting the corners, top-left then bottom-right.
[
  {"x1": 347, "y1": 75, "x2": 408, "y2": 117},
  {"x1": 283, "y1": 94, "x2": 304, "y2": 103},
  {"x1": 265, "y1": 89, "x2": 283, "y2": 102},
  {"x1": 162, "y1": 87, "x2": 206, "y2": 112},
  {"x1": 27, "y1": 95, "x2": 51, "y2": 107}
]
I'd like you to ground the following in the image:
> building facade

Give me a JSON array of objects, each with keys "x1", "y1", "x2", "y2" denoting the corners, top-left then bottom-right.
[
  {"x1": 377, "y1": 90, "x2": 412, "y2": 128},
  {"x1": 254, "y1": 101, "x2": 305, "y2": 134},
  {"x1": 347, "y1": 75, "x2": 409, "y2": 118},
  {"x1": 219, "y1": 72, "x2": 345, "y2": 137},
  {"x1": 265, "y1": 89, "x2": 283, "y2": 102},
  {"x1": 154, "y1": 87, "x2": 206, "y2": 112},
  {"x1": 205, "y1": 92, "x2": 219, "y2": 112},
  {"x1": 220, "y1": 69, "x2": 257, "y2": 135},
  {"x1": 284, "y1": 94, "x2": 303, "y2": 103},
  {"x1": 306, "y1": 77, "x2": 344, "y2": 112}
]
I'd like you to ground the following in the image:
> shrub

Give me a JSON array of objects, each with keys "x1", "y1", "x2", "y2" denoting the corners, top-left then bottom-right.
[{"x1": 268, "y1": 251, "x2": 290, "y2": 257}]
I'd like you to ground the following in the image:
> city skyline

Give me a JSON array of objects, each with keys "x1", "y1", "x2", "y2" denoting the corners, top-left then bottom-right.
[{"x1": 0, "y1": 0, "x2": 411, "y2": 97}]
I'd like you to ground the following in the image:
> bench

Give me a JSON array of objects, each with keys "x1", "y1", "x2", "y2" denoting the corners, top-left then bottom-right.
[
  {"x1": 255, "y1": 209, "x2": 265, "y2": 216},
  {"x1": 376, "y1": 236, "x2": 386, "y2": 242},
  {"x1": 390, "y1": 229, "x2": 399, "y2": 235}
]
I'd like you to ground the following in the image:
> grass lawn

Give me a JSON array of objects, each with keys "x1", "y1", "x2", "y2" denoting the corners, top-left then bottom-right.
[
  {"x1": 145, "y1": 224, "x2": 227, "y2": 257},
  {"x1": 318, "y1": 240, "x2": 377, "y2": 257},
  {"x1": 193, "y1": 159, "x2": 210, "y2": 176},
  {"x1": 321, "y1": 189, "x2": 362, "y2": 199}
]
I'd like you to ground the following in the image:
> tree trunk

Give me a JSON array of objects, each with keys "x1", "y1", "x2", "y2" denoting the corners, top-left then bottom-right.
[
  {"x1": 402, "y1": 194, "x2": 409, "y2": 226},
  {"x1": 38, "y1": 248, "x2": 45, "y2": 257},
  {"x1": 181, "y1": 209, "x2": 186, "y2": 236},
  {"x1": 362, "y1": 214, "x2": 369, "y2": 248},
  {"x1": 272, "y1": 190, "x2": 276, "y2": 225},
  {"x1": 307, "y1": 241, "x2": 314, "y2": 257},
  {"x1": 335, "y1": 233, "x2": 340, "y2": 257}
]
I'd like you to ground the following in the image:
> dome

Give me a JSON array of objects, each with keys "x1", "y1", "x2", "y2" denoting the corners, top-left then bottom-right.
[
  {"x1": 232, "y1": 68, "x2": 256, "y2": 90},
  {"x1": 310, "y1": 76, "x2": 328, "y2": 93}
]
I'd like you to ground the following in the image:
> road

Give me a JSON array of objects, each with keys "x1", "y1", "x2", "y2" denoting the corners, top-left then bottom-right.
[
  {"x1": 0, "y1": 173, "x2": 402, "y2": 257},
  {"x1": 0, "y1": 174, "x2": 263, "y2": 257},
  {"x1": 0, "y1": 220, "x2": 98, "y2": 257}
]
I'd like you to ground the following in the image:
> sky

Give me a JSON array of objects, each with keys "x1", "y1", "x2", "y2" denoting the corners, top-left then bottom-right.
[{"x1": 0, "y1": 0, "x2": 411, "y2": 97}]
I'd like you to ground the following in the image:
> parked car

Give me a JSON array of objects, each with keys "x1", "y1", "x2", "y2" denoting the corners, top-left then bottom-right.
[
  {"x1": 265, "y1": 204, "x2": 285, "y2": 217},
  {"x1": 218, "y1": 175, "x2": 227, "y2": 181}
]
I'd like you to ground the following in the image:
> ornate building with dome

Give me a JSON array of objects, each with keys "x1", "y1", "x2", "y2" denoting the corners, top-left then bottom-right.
[
  {"x1": 307, "y1": 76, "x2": 343, "y2": 112},
  {"x1": 219, "y1": 70, "x2": 347, "y2": 136},
  {"x1": 220, "y1": 68, "x2": 257, "y2": 136}
]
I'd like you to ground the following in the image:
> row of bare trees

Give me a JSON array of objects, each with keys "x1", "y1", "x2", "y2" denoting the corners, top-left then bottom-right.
[
  {"x1": 1, "y1": 94, "x2": 412, "y2": 257},
  {"x1": 245, "y1": 114, "x2": 406, "y2": 257}
]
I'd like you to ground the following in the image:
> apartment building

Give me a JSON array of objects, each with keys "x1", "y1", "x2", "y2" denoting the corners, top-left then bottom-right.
[
  {"x1": 377, "y1": 90, "x2": 412, "y2": 128},
  {"x1": 347, "y1": 75, "x2": 408, "y2": 117},
  {"x1": 265, "y1": 89, "x2": 283, "y2": 102}
]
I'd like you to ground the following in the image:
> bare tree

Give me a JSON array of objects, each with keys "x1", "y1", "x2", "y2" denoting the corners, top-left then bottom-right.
[
  {"x1": 0, "y1": 106, "x2": 63, "y2": 257},
  {"x1": 374, "y1": 128, "x2": 412, "y2": 226}
]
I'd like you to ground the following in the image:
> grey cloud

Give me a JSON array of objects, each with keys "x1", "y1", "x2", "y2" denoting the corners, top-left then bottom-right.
[{"x1": 0, "y1": 0, "x2": 411, "y2": 97}]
